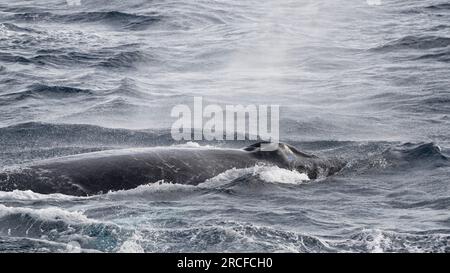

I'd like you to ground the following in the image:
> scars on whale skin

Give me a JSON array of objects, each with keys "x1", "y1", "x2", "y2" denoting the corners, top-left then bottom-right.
[{"x1": 0, "y1": 142, "x2": 345, "y2": 196}]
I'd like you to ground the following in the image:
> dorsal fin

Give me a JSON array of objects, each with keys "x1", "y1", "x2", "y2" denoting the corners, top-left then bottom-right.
[
  {"x1": 243, "y1": 142, "x2": 317, "y2": 158},
  {"x1": 283, "y1": 143, "x2": 317, "y2": 158},
  {"x1": 243, "y1": 141, "x2": 273, "y2": 152}
]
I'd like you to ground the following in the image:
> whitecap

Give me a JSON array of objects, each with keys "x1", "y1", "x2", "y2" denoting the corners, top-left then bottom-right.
[
  {"x1": 200, "y1": 165, "x2": 309, "y2": 188},
  {"x1": 0, "y1": 190, "x2": 82, "y2": 201},
  {"x1": 104, "y1": 180, "x2": 197, "y2": 197},
  {"x1": 0, "y1": 204, "x2": 95, "y2": 224}
]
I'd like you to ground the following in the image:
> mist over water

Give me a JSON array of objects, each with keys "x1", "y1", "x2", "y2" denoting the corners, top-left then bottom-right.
[{"x1": 0, "y1": 0, "x2": 449, "y2": 252}]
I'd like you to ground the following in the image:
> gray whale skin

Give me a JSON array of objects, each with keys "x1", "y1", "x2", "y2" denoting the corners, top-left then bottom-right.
[{"x1": 0, "y1": 142, "x2": 345, "y2": 196}]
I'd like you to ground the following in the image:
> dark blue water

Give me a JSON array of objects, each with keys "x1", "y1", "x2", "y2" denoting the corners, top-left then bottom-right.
[{"x1": 0, "y1": 0, "x2": 449, "y2": 252}]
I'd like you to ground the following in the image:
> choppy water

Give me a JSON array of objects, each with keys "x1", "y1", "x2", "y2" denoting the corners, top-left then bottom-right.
[{"x1": 0, "y1": 0, "x2": 449, "y2": 253}]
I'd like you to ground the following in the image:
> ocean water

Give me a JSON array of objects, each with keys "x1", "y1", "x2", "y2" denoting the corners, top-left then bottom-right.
[{"x1": 0, "y1": 0, "x2": 449, "y2": 253}]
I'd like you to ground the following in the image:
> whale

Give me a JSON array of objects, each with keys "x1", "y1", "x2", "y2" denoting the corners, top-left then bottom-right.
[{"x1": 0, "y1": 142, "x2": 345, "y2": 196}]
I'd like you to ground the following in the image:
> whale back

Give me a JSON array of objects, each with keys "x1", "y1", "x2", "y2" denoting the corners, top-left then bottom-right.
[{"x1": 0, "y1": 143, "x2": 345, "y2": 196}]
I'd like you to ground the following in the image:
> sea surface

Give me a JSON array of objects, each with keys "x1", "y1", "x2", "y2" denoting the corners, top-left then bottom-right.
[{"x1": 0, "y1": 0, "x2": 449, "y2": 252}]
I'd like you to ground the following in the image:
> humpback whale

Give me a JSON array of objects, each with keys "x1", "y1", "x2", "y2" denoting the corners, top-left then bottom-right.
[{"x1": 0, "y1": 142, "x2": 345, "y2": 196}]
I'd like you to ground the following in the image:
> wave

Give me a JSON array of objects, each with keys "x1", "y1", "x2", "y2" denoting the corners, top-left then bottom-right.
[
  {"x1": 374, "y1": 36, "x2": 450, "y2": 51},
  {"x1": 0, "y1": 22, "x2": 41, "y2": 34},
  {"x1": 96, "y1": 50, "x2": 151, "y2": 69},
  {"x1": 117, "y1": 223, "x2": 450, "y2": 253},
  {"x1": 342, "y1": 142, "x2": 448, "y2": 175},
  {"x1": 0, "y1": 52, "x2": 31, "y2": 64},
  {"x1": 383, "y1": 142, "x2": 447, "y2": 163},
  {"x1": 27, "y1": 84, "x2": 92, "y2": 95},
  {"x1": 0, "y1": 84, "x2": 93, "y2": 101},
  {"x1": 425, "y1": 3, "x2": 450, "y2": 11},
  {"x1": 0, "y1": 204, "x2": 94, "y2": 224},
  {"x1": 413, "y1": 48, "x2": 450, "y2": 62},
  {"x1": 389, "y1": 196, "x2": 450, "y2": 210},
  {"x1": 29, "y1": 51, "x2": 103, "y2": 67},
  {"x1": 0, "y1": 236, "x2": 74, "y2": 253},
  {"x1": 0, "y1": 48, "x2": 151, "y2": 69},
  {"x1": 338, "y1": 228, "x2": 450, "y2": 253},
  {"x1": 123, "y1": 222, "x2": 333, "y2": 253},
  {"x1": 403, "y1": 3, "x2": 450, "y2": 15},
  {"x1": 10, "y1": 11, "x2": 162, "y2": 30},
  {"x1": 67, "y1": 11, "x2": 162, "y2": 31},
  {"x1": 0, "y1": 190, "x2": 83, "y2": 202},
  {"x1": 0, "y1": 204, "x2": 124, "y2": 252}
]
